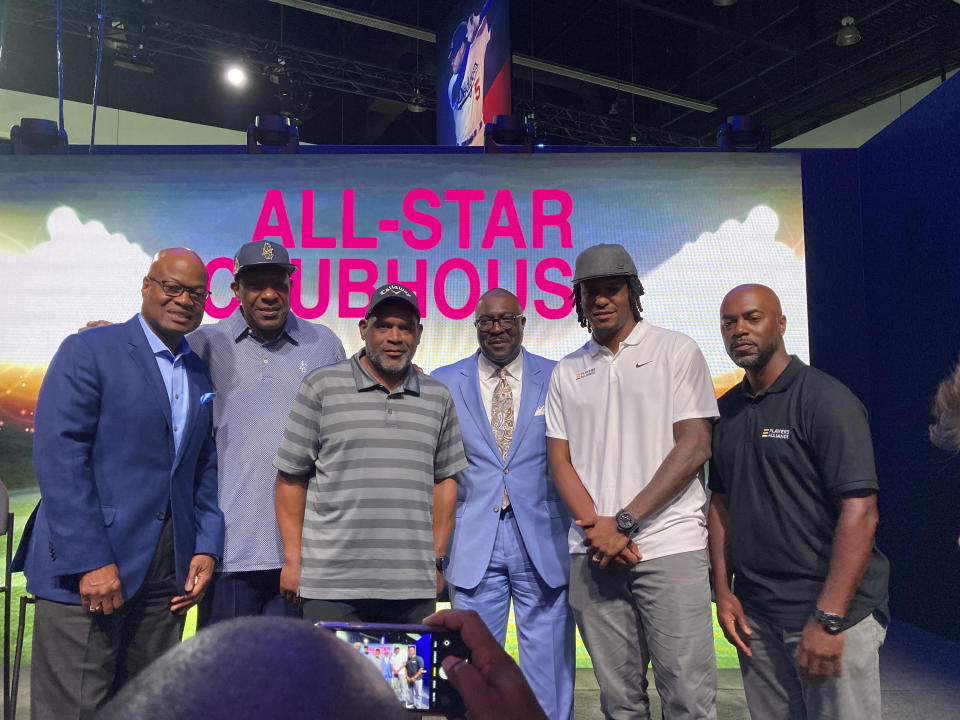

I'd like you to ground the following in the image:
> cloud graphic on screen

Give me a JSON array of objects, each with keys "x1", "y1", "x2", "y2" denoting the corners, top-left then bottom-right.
[
  {"x1": 0, "y1": 207, "x2": 151, "y2": 365},
  {"x1": 640, "y1": 205, "x2": 808, "y2": 377}
]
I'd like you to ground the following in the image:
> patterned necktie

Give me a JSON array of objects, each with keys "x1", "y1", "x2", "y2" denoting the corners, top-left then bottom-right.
[{"x1": 490, "y1": 368, "x2": 514, "y2": 510}]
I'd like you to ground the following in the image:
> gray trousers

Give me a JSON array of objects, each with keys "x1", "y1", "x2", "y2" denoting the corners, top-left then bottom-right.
[
  {"x1": 738, "y1": 611, "x2": 886, "y2": 720},
  {"x1": 569, "y1": 549, "x2": 717, "y2": 720},
  {"x1": 31, "y1": 518, "x2": 183, "y2": 720}
]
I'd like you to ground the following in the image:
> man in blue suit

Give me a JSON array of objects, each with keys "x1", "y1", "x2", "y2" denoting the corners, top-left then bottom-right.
[
  {"x1": 432, "y1": 288, "x2": 575, "y2": 720},
  {"x1": 15, "y1": 248, "x2": 225, "y2": 719}
]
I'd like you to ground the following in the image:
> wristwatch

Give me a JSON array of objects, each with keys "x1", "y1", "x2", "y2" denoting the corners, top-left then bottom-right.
[
  {"x1": 615, "y1": 508, "x2": 640, "y2": 535},
  {"x1": 435, "y1": 555, "x2": 449, "y2": 573},
  {"x1": 813, "y1": 608, "x2": 843, "y2": 634}
]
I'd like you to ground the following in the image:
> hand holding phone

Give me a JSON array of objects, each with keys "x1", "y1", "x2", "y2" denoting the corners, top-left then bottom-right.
[{"x1": 424, "y1": 609, "x2": 548, "y2": 720}]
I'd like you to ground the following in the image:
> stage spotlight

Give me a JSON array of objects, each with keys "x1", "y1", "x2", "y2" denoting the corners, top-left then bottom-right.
[
  {"x1": 226, "y1": 66, "x2": 247, "y2": 87},
  {"x1": 484, "y1": 114, "x2": 534, "y2": 154},
  {"x1": 717, "y1": 114, "x2": 771, "y2": 152},
  {"x1": 836, "y1": 16, "x2": 861, "y2": 46},
  {"x1": 10, "y1": 118, "x2": 68, "y2": 155},
  {"x1": 407, "y1": 89, "x2": 428, "y2": 113},
  {"x1": 246, "y1": 114, "x2": 300, "y2": 154},
  {"x1": 713, "y1": 0, "x2": 737, "y2": 6}
]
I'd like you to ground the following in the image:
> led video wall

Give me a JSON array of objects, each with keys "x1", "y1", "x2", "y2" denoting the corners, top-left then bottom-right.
[{"x1": 0, "y1": 151, "x2": 806, "y2": 437}]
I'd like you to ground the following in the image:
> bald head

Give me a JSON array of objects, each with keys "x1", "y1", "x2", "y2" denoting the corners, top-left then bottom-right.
[
  {"x1": 100, "y1": 617, "x2": 407, "y2": 720},
  {"x1": 720, "y1": 283, "x2": 787, "y2": 374},
  {"x1": 140, "y1": 247, "x2": 208, "y2": 352},
  {"x1": 475, "y1": 288, "x2": 525, "y2": 366}
]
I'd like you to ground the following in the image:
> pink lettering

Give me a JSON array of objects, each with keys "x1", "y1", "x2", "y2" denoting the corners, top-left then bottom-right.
[
  {"x1": 534, "y1": 257, "x2": 573, "y2": 320},
  {"x1": 434, "y1": 258, "x2": 481, "y2": 320},
  {"x1": 301, "y1": 190, "x2": 336, "y2": 249},
  {"x1": 444, "y1": 189, "x2": 485, "y2": 249},
  {"x1": 290, "y1": 258, "x2": 331, "y2": 319},
  {"x1": 481, "y1": 189, "x2": 526, "y2": 249},
  {"x1": 402, "y1": 189, "x2": 443, "y2": 250},
  {"x1": 342, "y1": 190, "x2": 377, "y2": 249},
  {"x1": 338, "y1": 258, "x2": 379, "y2": 318},
  {"x1": 251, "y1": 189, "x2": 295, "y2": 248},
  {"x1": 532, "y1": 189, "x2": 574, "y2": 249}
]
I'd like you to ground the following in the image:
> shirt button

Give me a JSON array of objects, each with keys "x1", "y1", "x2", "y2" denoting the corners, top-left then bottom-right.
[
  {"x1": 174, "y1": 394, "x2": 179, "y2": 399},
  {"x1": 493, "y1": 506, "x2": 500, "y2": 513},
  {"x1": 156, "y1": 511, "x2": 165, "y2": 521},
  {"x1": 387, "y1": 409, "x2": 393, "y2": 415},
  {"x1": 173, "y1": 426, "x2": 178, "y2": 431},
  {"x1": 503, "y1": 468, "x2": 509, "y2": 474},
  {"x1": 264, "y1": 359, "x2": 269, "y2": 364}
]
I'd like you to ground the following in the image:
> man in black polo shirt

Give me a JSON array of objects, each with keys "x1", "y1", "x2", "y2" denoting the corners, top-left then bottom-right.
[{"x1": 708, "y1": 284, "x2": 889, "y2": 720}]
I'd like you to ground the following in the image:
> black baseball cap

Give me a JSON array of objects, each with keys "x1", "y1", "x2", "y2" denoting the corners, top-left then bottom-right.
[
  {"x1": 233, "y1": 240, "x2": 297, "y2": 278},
  {"x1": 366, "y1": 284, "x2": 421, "y2": 320}
]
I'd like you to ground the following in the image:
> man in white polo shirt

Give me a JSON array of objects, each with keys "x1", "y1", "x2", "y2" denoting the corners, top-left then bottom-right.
[{"x1": 546, "y1": 244, "x2": 719, "y2": 720}]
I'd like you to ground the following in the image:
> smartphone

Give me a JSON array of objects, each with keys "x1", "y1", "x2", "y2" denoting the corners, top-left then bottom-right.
[{"x1": 320, "y1": 622, "x2": 470, "y2": 716}]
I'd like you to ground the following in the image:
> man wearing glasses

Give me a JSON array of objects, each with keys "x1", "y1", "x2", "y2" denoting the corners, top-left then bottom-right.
[
  {"x1": 432, "y1": 289, "x2": 576, "y2": 720},
  {"x1": 17, "y1": 248, "x2": 224, "y2": 718}
]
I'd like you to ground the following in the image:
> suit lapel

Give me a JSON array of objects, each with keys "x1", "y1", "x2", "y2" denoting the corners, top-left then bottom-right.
[
  {"x1": 127, "y1": 318, "x2": 176, "y2": 462},
  {"x1": 506, "y1": 348, "x2": 540, "y2": 463},
  {"x1": 459, "y1": 352, "x2": 502, "y2": 462}
]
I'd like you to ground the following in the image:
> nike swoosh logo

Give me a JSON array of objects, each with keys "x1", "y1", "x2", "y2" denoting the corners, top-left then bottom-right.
[{"x1": 635, "y1": 361, "x2": 653, "y2": 368}]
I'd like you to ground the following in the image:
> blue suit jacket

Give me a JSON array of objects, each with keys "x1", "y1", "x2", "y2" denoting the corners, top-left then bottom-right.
[
  {"x1": 14, "y1": 316, "x2": 224, "y2": 604},
  {"x1": 432, "y1": 349, "x2": 570, "y2": 590}
]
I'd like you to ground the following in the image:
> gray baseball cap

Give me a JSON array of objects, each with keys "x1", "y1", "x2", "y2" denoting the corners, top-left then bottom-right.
[
  {"x1": 573, "y1": 243, "x2": 638, "y2": 284},
  {"x1": 233, "y1": 240, "x2": 297, "y2": 278}
]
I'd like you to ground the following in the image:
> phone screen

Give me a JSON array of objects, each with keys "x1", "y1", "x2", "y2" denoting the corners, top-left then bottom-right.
[{"x1": 320, "y1": 622, "x2": 470, "y2": 716}]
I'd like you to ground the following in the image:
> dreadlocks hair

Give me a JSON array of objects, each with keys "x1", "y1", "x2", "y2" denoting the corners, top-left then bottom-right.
[
  {"x1": 571, "y1": 275, "x2": 645, "y2": 330},
  {"x1": 930, "y1": 358, "x2": 960, "y2": 452}
]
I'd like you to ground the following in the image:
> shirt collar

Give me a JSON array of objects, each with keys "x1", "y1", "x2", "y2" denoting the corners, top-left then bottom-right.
[
  {"x1": 477, "y1": 348, "x2": 524, "y2": 380},
  {"x1": 741, "y1": 355, "x2": 805, "y2": 398},
  {"x1": 137, "y1": 313, "x2": 192, "y2": 360},
  {"x1": 586, "y1": 318, "x2": 648, "y2": 357},
  {"x1": 229, "y1": 307, "x2": 301, "y2": 345},
  {"x1": 350, "y1": 350, "x2": 421, "y2": 395}
]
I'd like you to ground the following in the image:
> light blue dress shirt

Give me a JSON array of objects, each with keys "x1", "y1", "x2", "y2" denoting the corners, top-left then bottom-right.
[{"x1": 138, "y1": 313, "x2": 192, "y2": 455}]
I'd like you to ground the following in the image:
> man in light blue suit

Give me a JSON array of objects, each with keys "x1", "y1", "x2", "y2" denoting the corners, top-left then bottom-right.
[
  {"x1": 432, "y1": 288, "x2": 575, "y2": 720},
  {"x1": 14, "y1": 248, "x2": 225, "y2": 719}
]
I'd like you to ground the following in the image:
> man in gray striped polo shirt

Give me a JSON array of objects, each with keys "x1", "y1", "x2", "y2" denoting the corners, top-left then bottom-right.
[{"x1": 274, "y1": 284, "x2": 468, "y2": 623}]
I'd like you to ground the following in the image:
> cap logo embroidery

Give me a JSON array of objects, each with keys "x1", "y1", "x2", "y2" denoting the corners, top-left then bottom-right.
[
  {"x1": 233, "y1": 257, "x2": 240, "y2": 275},
  {"x1": 261, "y1": 241, "x2": 275, "y2": 260}
]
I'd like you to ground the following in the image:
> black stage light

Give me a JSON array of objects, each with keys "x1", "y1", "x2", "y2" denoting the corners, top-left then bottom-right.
[
  {"x1": 484, "y1": 114, "x2": 534, "y2": 154},
  {"x1": 10, "y1": 118, "x2": 68, "y2": 155},
  {"x1": 717, "y1": 114, "x2": 771, "y2": 152},
  {"x1": 246, "y1": 114, "x2": 300, "y2": 154}
]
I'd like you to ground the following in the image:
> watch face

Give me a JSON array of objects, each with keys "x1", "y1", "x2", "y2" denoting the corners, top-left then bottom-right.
[{"x1": 616, "y1": 510, "x2": 635, "y2": 532}]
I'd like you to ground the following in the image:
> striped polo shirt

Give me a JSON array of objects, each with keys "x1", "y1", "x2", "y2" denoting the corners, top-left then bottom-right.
[{"x1": 273, "y1": 351, "x2": 468, "y2": 600}]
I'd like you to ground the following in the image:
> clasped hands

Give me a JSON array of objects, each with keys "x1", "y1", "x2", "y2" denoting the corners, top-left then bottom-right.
[{"x1": 576, "y1": 515, "x2": 641, "y2": 569}]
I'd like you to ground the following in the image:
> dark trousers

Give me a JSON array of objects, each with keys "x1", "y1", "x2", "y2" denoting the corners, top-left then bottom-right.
[
  {"x1": 31, "y1": 518, "x2": 183, "y2": 720},
  {"x1": 302, "y1": 597, "x2": 437, "y2": 625},
  {"x1": 196, "y1": 569, "x2": 302, "y2": 629}
]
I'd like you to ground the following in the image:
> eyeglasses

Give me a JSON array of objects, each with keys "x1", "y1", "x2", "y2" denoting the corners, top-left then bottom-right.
[
  {"x1": 474, "y1": 314, "x2": 523, "y2": 331},
  {"x1": 148, "y1": 276, "x2": 210, "y2": 304}
]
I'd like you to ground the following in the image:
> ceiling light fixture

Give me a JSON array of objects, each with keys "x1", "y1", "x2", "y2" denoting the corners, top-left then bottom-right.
[
  {"x1": 225, "y1": 66, "x2": 247, "y2": 87},
  {"x1": 836, "y1": 16, "x2": 861, "y2": 47}
]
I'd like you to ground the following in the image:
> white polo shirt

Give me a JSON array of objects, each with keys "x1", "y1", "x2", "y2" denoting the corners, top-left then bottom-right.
[{"x1": 545, "y1": 320, "x2": 718, "y2": 560}]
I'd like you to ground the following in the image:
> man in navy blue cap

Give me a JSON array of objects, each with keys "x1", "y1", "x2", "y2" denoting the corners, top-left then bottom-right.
[{"x1": 190, "y1": 239, "x2": 345, "y2": 627}]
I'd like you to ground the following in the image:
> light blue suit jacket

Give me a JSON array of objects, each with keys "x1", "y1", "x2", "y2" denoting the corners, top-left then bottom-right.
[
  {"x1": 14, "y1": 316, "x2": 225, "y2": 604},
  {"x1": 432, "y1": 349, "x2": 570, "y2": 590}
]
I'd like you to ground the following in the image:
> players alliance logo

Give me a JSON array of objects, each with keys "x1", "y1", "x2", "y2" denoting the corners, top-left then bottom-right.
[
  {"x1": 761, "y1": 428, "x2": 791, "y2": 439},
  {"x1": 575, "y1": 368, "x2": 596, "y2": 381},
  {"x1": 261, "y1": 241, "x2": 275, "y2": 260}
]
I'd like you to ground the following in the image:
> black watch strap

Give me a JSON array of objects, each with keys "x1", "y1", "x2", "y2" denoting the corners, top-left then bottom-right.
[
  {"x1": 435, "y1": 555, "x2": 449, "y2": 572},
  {"x1": 813, "y1": 608, "x2": 843, "y2": 634}
]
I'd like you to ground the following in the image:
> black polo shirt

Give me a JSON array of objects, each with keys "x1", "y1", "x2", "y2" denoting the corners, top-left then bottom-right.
[{"x1": 709, "y1": 356, "x2": 889, "y2": 631}]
